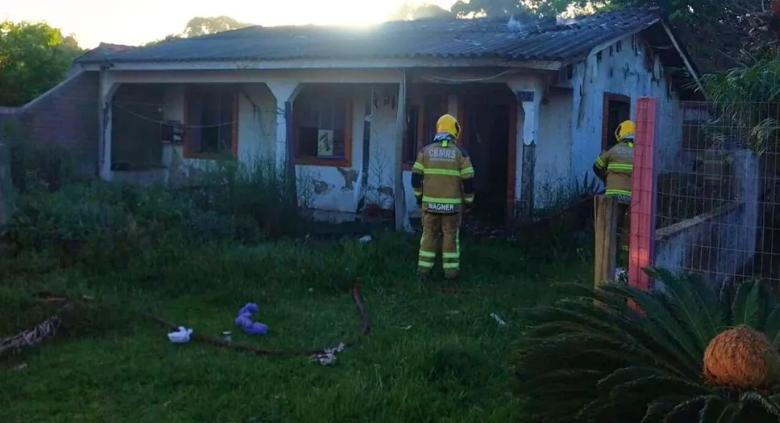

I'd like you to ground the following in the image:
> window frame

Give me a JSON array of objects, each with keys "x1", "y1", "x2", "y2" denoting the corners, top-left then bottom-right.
[
  {"x1": 182, "y1": 85, "x2": 239, "y2": 159},
  {"x1": 293, "y1": 89, "x2": 353, "y2": 168},
  {"x1": 601, "y1": 92, "x2": 631, "y2": 151},
  {"x1": 402, "y1": 92, "x2": 449, "y2": 170}
]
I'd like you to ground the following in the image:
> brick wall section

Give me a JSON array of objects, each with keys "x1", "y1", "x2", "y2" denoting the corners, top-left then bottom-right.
[{"x1": 0, "y1": 71, "x2": 100, "y2": 176}]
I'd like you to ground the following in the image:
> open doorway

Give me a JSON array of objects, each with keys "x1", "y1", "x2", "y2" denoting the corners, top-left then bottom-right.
[
  {"x1": 602, "y1": 93, "x2": 630, "y2": 150},
  {"x1": 463, "y1": 93, "x2": 512, "y2": 224}
]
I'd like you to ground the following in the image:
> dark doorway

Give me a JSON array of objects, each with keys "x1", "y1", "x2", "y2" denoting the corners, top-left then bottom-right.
[
  {"x1": 464, "y1": 96, "x2": 511, "y2": 224},
  {"x1": 603, "y1": 93, "x2": 630, "y2": 150}
]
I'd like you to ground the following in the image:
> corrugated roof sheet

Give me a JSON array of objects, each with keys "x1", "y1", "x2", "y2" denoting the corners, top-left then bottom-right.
[
  {"x1": 75, "y1": 42, "x2": 136, "y2": 63},
  {"x1": 80, "y1": 7, "x2": 664, "y2": 64}
]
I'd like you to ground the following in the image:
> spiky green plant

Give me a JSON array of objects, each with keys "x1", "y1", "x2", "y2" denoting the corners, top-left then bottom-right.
[{"x1": 514, "y1": 267, "x2": 780, "y2": 423}]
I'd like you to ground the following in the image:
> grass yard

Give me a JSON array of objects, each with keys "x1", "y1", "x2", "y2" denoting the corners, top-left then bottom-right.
[{"x1": 0, "y1": 182, "x2": 592, "y2": 423}]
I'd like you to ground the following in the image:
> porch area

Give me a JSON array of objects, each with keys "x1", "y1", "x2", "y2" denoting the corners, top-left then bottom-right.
[{"x1": 98, "y1": 69, "x2": 557, "y2": 223}]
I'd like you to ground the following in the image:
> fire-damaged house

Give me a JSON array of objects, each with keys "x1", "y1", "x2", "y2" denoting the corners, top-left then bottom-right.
[{"x1": 11, "y1": 7, "x2": 703, "y2": 223}]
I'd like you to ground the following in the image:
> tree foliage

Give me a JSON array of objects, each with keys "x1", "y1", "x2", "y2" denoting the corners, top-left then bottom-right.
[
  {"x1": 390, "y1": 0, "x2": 608, "y2": 21},
  {"x1": 514, "y1": 269, "x2": 780, "y2": 423},
  {"x1": 702, "y1": 45, "x2": 780, "y2": 154},
  {"x1": 608, "y1": 0, "x2": 776, "y2": 72},
  {"x1": 389, "y1": 2, "x2": 453, "y2": 20},
  {"x1": 452, "y1": 0, "x2": 597, "y2": 17},
  {"x1": 182, "y1": 16, "x2": 253, "y2": 37},
  {"x1": 145, "y1": 16, "x2": 253, "y2": 46},
  {"x1": 0, "y1": 21, "x2": 83, "y2": 107}
]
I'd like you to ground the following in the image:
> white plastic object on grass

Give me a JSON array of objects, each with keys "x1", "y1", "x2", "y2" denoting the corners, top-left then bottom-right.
[
  {"x1": 490, "y1": 313, "x2": 508, "y2": 326},
  {"x1": 310, "y1": 342, "x2": 346, "y2": 366},
  {"x1": 359, "y1": 235, "x2": 372, "y2": 243},
  {"x1": 168, "y1": 326, "x2": 193, "y2": 344}
]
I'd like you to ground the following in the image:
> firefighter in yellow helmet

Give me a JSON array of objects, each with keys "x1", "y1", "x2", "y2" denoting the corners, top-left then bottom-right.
[
  {"x1": 411, "y1": 114, "x2": 475, "y2": 281},
  {"x1": 593, "y1": 120, "x2": 634, "y2": 253}
]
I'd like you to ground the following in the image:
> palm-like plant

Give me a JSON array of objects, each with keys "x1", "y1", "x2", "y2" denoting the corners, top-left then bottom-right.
[
  {"x1": 702, "y1": 46, "x2": 780, "y2": 155},
  {"x1": 514, "y1": 267, "x2": 780, "y2": 423}
]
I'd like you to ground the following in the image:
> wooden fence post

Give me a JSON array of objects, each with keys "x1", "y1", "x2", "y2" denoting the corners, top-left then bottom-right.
[{"x1": 594, "y1": 194, "x2": 618, "y2": 287}]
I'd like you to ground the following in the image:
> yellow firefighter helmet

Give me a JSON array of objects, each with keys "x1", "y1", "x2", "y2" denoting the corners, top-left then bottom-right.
[
  {"x1": 436, "y1": 114, "x2": 461, "y2": 140},
  {"x1": 615, "y1": 120, "x2": 635, "y2": 142}
]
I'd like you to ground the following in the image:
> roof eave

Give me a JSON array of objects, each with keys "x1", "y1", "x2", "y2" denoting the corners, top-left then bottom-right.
[
  {"x1": 558, "y1": 16, "x2": 663, "y2": 67},
  {"x1": 659, "y1": 19, "x2": 706, "y2": 99},
  {"x1": 78, "y1": 56, "x2": 563, "y2": 72}
]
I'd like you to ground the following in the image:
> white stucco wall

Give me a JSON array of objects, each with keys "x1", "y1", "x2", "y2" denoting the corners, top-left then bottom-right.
[
  {"x1": 295, "y1": 89, "x2": 369, "y2": 214},
  {"x1": 106, "y1": 40, "x2": 692, "y2": 217},
  {"x1": 156, "y1": 83, "x2": 370, "y2": 214},
  {"x1": 562, "y1": 34, "x2": 684, "y2": 189},
  {"x1": 535, "y1": 87, "x2": 574, "y2": 206},
  {"x1": 365, "y1": 86, "x2": 398, "y2": 210},
  {"x1": 159, "y1": 83, "x2": 277, "y2": 170}
]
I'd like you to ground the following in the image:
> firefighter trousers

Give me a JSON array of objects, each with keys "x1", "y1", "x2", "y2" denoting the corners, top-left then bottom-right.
[{"x1": 418, "y1": 211, "x2": 462, "y2": 279}]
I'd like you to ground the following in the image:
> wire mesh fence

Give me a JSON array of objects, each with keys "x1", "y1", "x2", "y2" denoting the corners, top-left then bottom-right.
[{"x1": 653, "y1": 100, "x2": 779, "y2": 287}]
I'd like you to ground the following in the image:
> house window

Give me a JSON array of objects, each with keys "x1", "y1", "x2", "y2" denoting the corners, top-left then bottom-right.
[
  {"x1": 602, "y1": 93, "x2": 631, "y2": 150},
  {"x1": 294, "y1": 93, "x2": 352, "y2": 166},
  {"x1": 184, "y1": 87, "x2": 237, "y2": 158},
  {"x1": 402, "y1": 94, "x2": 447, "y2": 166}
]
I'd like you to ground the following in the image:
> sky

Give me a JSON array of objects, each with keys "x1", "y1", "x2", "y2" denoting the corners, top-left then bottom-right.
[{"x1": 2, "y1": 0, "x2": 458, "y2": 48}]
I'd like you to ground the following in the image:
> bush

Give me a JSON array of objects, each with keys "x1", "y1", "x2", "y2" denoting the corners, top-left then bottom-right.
[
  {"x1": 4, "y1": 132, "x2": 81, "y2": 194},
  {"x1": 181, "y1": 157, "x2": 309, "y2": 238},
  {"x1": 1, "y1": 182, "x2": 263, "y2": 271},
  {"x1": 514, "y1": 268, "x2": 780, "y2": 423}
]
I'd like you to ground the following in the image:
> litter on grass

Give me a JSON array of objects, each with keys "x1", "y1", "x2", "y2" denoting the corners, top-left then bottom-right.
[
  {"x1": 235, "y1": 302, "x2": 269, "y2": 336},
  {"x1": 310, "y1": 342, "x2": 346, "y2": 366},
  {"x1": 168, "y1": 326, "x2": 193, "y2": 344},
  {"x1": 490, "y1": 313, "x2": 508, "y2": 326}
]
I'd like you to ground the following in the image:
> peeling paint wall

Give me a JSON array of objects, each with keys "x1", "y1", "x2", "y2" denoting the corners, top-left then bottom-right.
[
  {"x1": 535, "y1": 87, "x2": 574, "y2": 206},
  {"x1": 115, "y1": 42, "x2": 689, "y2": 218},
  {"x1": 366, "y1": 86, "x2": 398, "y2": 210},
  {"x1": 155, "y1": 84, "x2": 368, "y2": 213},
  {"x1": 159, "y1": 83, "x2": 276, "y2": 174},
  {"x1": 296, "y1": 89, "x2": 369, "y2": 213},
  {"x1": 562, "y1": 34, "x2": 684, "y2": 188}
]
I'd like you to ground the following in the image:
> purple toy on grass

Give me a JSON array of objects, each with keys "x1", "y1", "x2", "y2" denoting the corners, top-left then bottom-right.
[{"x1": 234, "y1": 302, "x2": 269, "y2": 336}]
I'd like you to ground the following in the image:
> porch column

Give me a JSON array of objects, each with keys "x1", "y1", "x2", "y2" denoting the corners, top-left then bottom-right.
[
  {"x1": 506, "y1": 78, "x2": 543, "y2": 218},
  {"x1": 98, "y1": 71, "x2": 119, "y2": 181},
  {"x1": 267, "y1": 82, "x2": 302, "y2": 170}
]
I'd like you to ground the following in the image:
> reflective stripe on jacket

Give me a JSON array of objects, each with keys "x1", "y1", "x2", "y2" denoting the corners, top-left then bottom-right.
[
  {"x1": 594, "y1": 141, "x2": 633, "y2": 200},
  {"x1": 411, "y1": 139, "x2": 474, "y2": 214}
]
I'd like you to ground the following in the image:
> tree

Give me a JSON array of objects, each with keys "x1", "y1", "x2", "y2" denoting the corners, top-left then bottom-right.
[
  {"x1": 391, "y1": 0, "x2": 605, "y2": 21},
  {"x1": 182, "y1": 16, "x2": 253, "y2": 37},
  {"x1": 607, "y1": 0, "x2": 775, "y2": 72},
  {"x1": 0, "y1": 21, "x2": 84, "y2": 106},
  {"x1": 389, "y1": 2, "x2": 454, "y2": 20},
  {"x1": 145, "y1": 16, "x2": 254, "y2": 46}
]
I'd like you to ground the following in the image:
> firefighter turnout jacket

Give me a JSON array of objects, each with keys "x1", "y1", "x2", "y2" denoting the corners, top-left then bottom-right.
[
  {"x1": 594, "y1": 140, "x2": 634, "y2": 202},
  {"x1": 411, "y1": 137, "x2": 475, "y2": 213}
]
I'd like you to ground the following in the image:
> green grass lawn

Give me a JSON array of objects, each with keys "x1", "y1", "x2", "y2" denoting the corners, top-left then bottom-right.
[{"x1": 0, "y1": 185, "x2": 592, "y2": 422}]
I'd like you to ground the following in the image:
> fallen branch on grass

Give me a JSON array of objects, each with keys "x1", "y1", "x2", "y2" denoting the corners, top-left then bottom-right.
[
  {"x1": 0, "y1": 298, "x2": 69, "y2": 356},
  {"x1": 147, "y1": 284, "x2": 370, "y2": 356}
]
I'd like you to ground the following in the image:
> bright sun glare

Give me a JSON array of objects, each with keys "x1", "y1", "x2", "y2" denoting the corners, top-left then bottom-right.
[{"x1": 3, "y1": 0, "x2": 457, "y2": 48}]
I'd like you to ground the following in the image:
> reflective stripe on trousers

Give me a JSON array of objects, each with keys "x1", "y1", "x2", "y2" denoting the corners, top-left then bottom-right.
[{"x1": 418, "y1": 211, "x2": 462, "y2": 278}]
